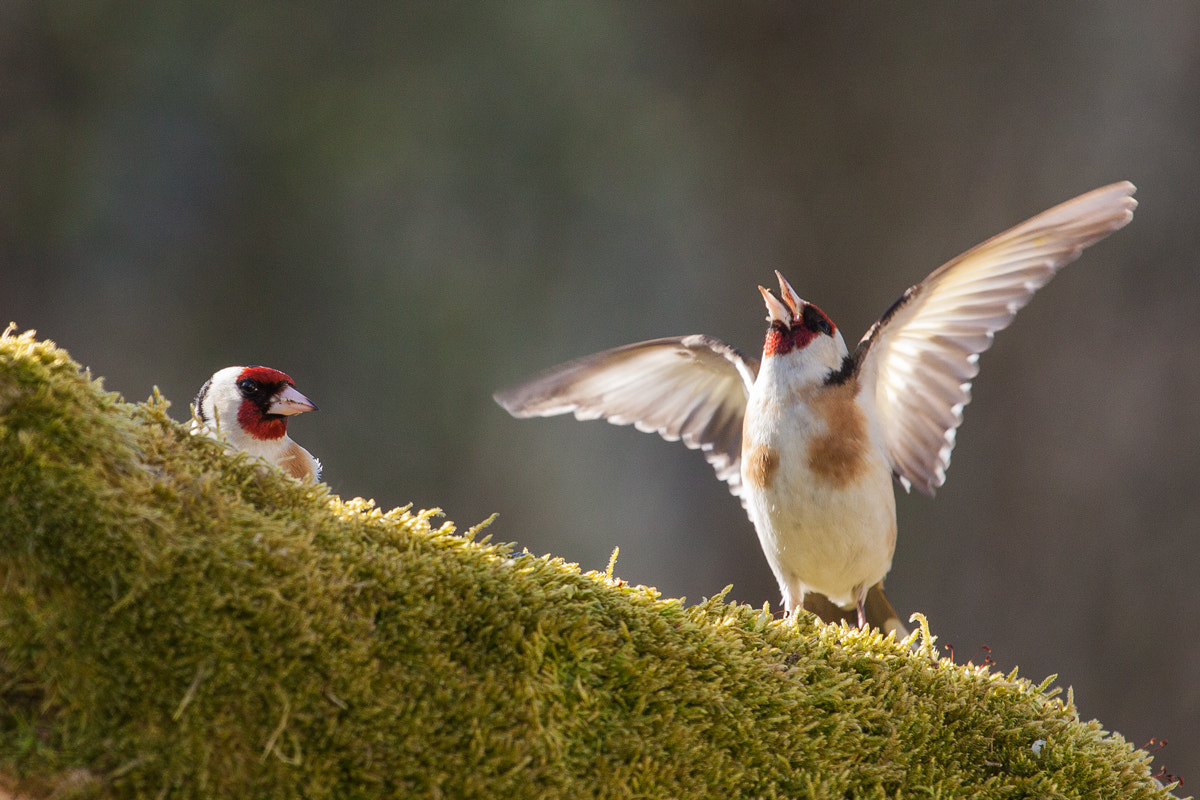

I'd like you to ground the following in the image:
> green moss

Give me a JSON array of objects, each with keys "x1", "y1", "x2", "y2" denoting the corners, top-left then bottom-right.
[{"x1": 0, "y1": 328, "x2": 1178, "y2": 799}]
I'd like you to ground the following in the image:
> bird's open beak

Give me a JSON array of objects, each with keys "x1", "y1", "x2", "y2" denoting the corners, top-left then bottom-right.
[
  {"x1": 774, "y1": 271, "x2": 803, "y2": 319},
  {"x1": 269, "y1": 384, "x2": 318, "y2": 416},
  {"x1": 759, "y1": 285, "x2": 792, "y2": 326},
  {"x1": 760, "y1": 271, "x2": 805, "y2": 326}
]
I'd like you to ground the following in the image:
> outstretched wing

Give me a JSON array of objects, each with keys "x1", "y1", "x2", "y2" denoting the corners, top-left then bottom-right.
[
  {"x1": 495, "y1": 335, "x2": 759, "y2": 499},
  {"x1": 851, "y1": 181, "x2": 1137, "y2": 495}
]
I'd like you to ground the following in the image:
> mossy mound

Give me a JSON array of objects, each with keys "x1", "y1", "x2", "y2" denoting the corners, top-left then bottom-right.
[{"x1": 0, "y1": 328, "x2": 1177, "y2": 799}]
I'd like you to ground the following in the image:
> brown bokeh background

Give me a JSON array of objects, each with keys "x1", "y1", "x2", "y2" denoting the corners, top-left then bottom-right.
[{"x1": 4, "y1": 3, "x2": 1198, "y2": 780}]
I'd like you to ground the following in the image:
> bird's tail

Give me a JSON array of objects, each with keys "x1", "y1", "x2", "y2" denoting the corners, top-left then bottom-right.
[{"x1": 802, "y1": 582, "x2": 908, "y2": 639}]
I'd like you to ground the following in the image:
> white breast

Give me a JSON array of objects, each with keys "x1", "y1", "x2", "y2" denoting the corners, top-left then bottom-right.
[{"x1": 740, "y1": 367, "x2": 897, "y2": 611}]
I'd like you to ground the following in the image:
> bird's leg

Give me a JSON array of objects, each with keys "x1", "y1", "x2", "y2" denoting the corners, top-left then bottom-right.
[
  {"x1": 784, "y1": 588, "x2": 802, "y2": 622},
  {"x1": 855, "y1": 585, "x2": 868, "y2": 628}
]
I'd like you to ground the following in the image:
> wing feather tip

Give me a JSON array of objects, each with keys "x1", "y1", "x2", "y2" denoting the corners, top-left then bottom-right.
[
  {"x1": 492, "y1": 389, "x2": 522, "y2": 415},
  {"x1": 496, "y1": 397, "x2": 572, "y2": 419}
]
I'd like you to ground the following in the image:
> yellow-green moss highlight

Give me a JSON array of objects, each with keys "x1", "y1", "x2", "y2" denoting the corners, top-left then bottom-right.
[{"x1": 0, "y1": 328, "x2": 1178, "y2": 799}]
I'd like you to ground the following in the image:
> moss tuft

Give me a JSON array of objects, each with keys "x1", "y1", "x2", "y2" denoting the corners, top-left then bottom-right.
[{"x1": 0, "y1": 328, "x2": 1180, "y2": 798}]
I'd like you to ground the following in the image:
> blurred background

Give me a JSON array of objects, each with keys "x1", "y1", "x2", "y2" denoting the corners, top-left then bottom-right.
[{"x1": 3, "y1": 1, "x2": 1198, "y2": 781}]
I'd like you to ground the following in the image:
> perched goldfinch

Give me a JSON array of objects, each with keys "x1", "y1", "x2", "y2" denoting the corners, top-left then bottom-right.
[
  {"x1": 193, "y1": 366, "x2": 321, "y2": 482},
  {"x1": 496, "y1": 182, "x2": 1136, "y2": 631}
]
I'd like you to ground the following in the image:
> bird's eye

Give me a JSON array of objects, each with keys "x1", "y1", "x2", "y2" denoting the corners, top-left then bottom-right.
[
  {"x1": 237, "y1": 378, "x2": 259, "y2": 395},
  {"x1": 802, "y1": 305, "x2": 833, "y2": 336}
]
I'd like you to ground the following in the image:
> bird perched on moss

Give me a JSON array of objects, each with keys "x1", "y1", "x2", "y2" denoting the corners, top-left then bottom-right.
[
  {"x1": 496, "y1": 182, "x2": 1136, "y2": 633},
  {"x1": 192, "y1": 366, "x2": 322, "y2": 482}
]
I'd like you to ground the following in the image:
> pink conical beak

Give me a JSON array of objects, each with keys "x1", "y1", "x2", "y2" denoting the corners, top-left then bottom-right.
[
  {"x1": 269, "y1": 384, "x2": 318, "y2": 416},
  {"x1": 759, "y1": 285, "x2": 792, "y2": 325},
  {"x1": 775, "y1": 270, "x2": 803, "y2": 318}
]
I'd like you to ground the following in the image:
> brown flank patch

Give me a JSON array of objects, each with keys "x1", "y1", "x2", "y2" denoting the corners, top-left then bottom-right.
[
  {"x1": 744, "y1": 443, "x2": 780, "y2": 489},
  {"x1": 806, "y1": 380, "x2": 870, "y2": 488}
]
